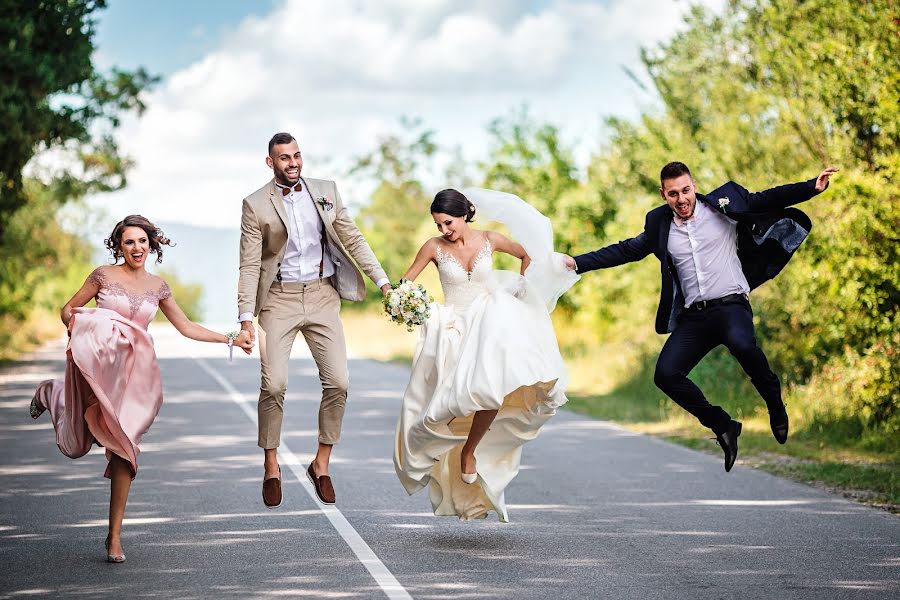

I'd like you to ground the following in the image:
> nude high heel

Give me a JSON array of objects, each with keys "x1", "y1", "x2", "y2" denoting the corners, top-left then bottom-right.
[{"x1": 105, "y1": 534, "x2": 126, "y2": 563}]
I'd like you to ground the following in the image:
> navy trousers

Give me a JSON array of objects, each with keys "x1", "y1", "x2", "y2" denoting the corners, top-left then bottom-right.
[{"x1": 653, "y1": 299, "x2": 782, "y2": 435}]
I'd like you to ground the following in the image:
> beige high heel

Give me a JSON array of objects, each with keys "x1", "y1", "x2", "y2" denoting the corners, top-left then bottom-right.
[{"x1": 105, "y1": 534, "x2": 126, "y2": 563}]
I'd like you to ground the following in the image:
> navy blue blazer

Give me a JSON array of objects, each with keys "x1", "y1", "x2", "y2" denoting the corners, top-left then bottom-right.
[{"x1": 573, "y1": 178, "x2": 822, "y2": 334}]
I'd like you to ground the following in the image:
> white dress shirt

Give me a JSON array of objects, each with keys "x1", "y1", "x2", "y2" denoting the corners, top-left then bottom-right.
[
  {"x1": 667, "y1": 200, "x2": 750, "y2": 307},
  {"x1": 237, "y1": 181, "x2": 335, "y2": 323},
  {"x1": 278, "y1": 181, "x2": 336, "y2": 283},
  {"x1": 238, "y1": 180, "x2": 389, "y2": 323}
]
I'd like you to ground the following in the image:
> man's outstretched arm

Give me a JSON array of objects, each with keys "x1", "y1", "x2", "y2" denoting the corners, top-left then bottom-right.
[
  {"x1": 746, "y1": 167, "x2": 839, "y2": 212},
  {"x1": 564, "y1": 232, "x2": 652, "y2": 274}
]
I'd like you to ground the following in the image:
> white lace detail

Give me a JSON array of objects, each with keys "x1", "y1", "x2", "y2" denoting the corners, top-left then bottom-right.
[{"x1": 436, "y1": 239, "x2": 493, "y2": 309}]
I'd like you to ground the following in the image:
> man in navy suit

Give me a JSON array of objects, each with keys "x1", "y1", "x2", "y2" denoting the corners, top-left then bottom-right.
[{"x1": 564, "y1": 162, "x2": 838, "y2": 471}]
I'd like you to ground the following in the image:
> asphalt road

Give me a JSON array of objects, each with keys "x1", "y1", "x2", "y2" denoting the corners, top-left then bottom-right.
[{"x1": 1, "y1": 326, "x2": 898, "y2": 599}]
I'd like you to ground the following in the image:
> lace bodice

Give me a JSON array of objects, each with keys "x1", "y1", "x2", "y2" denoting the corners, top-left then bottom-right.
[
  {"x1": 87, "y1": 267, "x2": 171, "y2": 329},
  {"x1": 436, "y1": 239, "x2": 494, "y2": 310}
]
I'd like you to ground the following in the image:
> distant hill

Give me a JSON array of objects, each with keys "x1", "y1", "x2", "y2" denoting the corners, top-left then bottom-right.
[{"x1": 155, "y1": 222, "x2": 240, "y2": 322}]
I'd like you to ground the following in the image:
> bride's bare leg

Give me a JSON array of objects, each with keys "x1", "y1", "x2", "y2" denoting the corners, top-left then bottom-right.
[
  {"x1": 460, "y1": 409, "x2": 498, "y2": 474},
  {"x1": 107, "y1": 455, "x2": 132, "y2": 556}
]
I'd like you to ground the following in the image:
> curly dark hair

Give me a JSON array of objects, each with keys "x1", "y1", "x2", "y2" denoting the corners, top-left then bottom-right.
[
  {"x1": 431, "y1": 189, "x2": 476, "y2": 222},
  {"x1": 104, "y1": 215, "x2": 173, "y2": 264}
]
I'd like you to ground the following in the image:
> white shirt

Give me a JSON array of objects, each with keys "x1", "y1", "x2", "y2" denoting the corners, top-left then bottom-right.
[
  {"x1": 278, "y1": 181, "x2": 336, "y2": 283},
  {"x1": 238, "y1": 180, "x2": 389, "y2": 323},
  {"x1": 667, "y1": 200, "x2": 750, "y2": 307}
]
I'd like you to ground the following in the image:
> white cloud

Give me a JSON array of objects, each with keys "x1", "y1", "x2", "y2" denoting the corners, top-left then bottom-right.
[{"x1": 88, "y1": 0, "x2": 725, "y2": 229}]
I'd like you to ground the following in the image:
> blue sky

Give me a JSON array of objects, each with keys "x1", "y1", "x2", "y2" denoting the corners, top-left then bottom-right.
[
  {"x1": 86, "y1": 0, "x2": 723, "y2": 228},
  {"x1": 94, "y1": 1, "x2": 275, "y2": 76}
]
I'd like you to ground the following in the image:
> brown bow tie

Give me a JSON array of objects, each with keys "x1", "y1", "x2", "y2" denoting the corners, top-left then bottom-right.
[{"x1": 281, "y1": 182, "x2": 302, "y2": 196}]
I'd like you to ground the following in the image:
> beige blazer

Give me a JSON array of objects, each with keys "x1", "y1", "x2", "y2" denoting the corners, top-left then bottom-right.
[{"x1": 238, "y1": 176, "x2": 388, "y2": 316}]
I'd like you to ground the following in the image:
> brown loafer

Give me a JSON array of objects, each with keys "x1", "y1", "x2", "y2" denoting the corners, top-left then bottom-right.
[
  {"x1": 306, "y1": 464, "x2": 335, "y2": 505},
  {"x1": 262, "y1": 467, "x2": 282, "y2": 508}
]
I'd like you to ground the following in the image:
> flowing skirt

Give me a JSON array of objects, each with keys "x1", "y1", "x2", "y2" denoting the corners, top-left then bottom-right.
[
  {"x1": 32, "y1": 307, "x2": 163, "y2": 478},
  {"x1": 394, "y1": 281, "x2": 568, "y2": 522}
]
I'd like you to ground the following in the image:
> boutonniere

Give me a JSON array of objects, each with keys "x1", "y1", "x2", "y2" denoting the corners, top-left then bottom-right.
[
  {"x1": 717, "y1": 197, "x2": 730, "y2": 213},
  {"x1": 316, "y1": 196, "x2": 334, "y2": 211}
]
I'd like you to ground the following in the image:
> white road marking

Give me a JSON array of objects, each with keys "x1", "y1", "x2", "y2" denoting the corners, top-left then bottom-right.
[{"x1": 193, "y1": 358, "x2": 413, "y2": 600}]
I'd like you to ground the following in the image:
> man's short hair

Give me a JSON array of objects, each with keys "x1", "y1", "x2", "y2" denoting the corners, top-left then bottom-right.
[
  {"x1": 268, "y1": 132, "x2": 296, "y2": 155},
  {"x1": 660, "y1": 162, "x2": 692, "y2": 185}
]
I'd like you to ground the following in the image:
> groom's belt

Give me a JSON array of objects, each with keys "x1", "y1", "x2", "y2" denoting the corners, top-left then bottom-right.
[{"x1": 685, "y1": 292, "x2": 749, "y2": 313}]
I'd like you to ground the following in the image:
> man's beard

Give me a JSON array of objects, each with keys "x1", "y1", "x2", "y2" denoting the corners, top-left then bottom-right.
[{"x1": 275, "y1": 169, "x2": 300, "y2": 185}]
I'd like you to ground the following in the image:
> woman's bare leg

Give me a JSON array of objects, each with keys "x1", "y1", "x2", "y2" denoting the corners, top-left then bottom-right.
[
  {"x1": 107, "y1": 455, "x2": 132, "y2": 556},
  {"x1": 460, "y1": 409, "x2": 498, "y2": 474}
]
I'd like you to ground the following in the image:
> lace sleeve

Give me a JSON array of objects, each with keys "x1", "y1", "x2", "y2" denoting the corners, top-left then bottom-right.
[
  {"x1": 158, "y1": 280, "x2": 172, "y2": 301},
  {"x1": 87, "y1": 267, "x2": 106, "y2": 289}
]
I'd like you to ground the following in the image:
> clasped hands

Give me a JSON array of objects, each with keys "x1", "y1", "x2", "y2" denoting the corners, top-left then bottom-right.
[{"x1": 233, "y1": 328, "x2": 255, "y2": 355}]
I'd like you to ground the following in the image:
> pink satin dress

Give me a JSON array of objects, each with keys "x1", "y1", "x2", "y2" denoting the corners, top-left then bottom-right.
[{"x1": 33, "y1": 267, "x2": 171, "y2": 478}]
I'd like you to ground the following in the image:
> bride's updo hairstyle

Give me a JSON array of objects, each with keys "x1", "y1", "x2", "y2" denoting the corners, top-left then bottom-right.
[
  {"x1": 431, "y1": 189, "x2": 476, "y2": 222},
  {"x1": 105, "y1": 215, "x2": 174, "y2": 264}
]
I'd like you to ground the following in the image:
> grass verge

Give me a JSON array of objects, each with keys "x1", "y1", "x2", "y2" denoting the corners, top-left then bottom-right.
[
  {"x1": 0, "y1": 308, "x2": 66, "y2": 364},
  {"x1": 565, "y1": 348, "x2": 899, "y2": 511}
]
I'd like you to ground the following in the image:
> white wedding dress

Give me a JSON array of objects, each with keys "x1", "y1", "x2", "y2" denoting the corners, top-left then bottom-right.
[{"x1": 394, "y1": 189, "x2": 578, "y2": 522}]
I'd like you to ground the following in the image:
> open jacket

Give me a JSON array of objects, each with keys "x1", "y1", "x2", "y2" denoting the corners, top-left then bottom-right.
[
  {"x1": 238, "y1": 176, "x2": 388, "y2": 317},
  {"x1": 573, "y1": 178, "x2": 823, "y2": 333}
]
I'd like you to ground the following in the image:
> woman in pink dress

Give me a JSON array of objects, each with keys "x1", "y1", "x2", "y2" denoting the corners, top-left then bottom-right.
[{"x1": 30, "y1": 215, "x2": 252, "y2": 563}]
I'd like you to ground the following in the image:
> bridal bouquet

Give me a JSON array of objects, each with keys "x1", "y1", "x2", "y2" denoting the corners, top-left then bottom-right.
[{"x1": 384, "y1": 280, "x2": 433, "y2": 331}]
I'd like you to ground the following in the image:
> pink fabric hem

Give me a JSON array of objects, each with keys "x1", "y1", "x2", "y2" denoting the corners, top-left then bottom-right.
[{"x1": 36, "y1": 307, "x2": 163, "y2": 480}]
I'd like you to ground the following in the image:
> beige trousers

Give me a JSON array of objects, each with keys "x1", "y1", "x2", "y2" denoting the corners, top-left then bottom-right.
[{"x1": 257, "y1": 279, "x2": 349, "y2": 448}]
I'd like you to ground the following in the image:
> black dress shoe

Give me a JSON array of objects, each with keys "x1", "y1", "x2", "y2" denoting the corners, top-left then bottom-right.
[
  {"x1": 769, "y1": 403, "x2": 789, "y2": 444},
  {"x1": 715, "y1": 420, "x2": 742, "y2": 472}
]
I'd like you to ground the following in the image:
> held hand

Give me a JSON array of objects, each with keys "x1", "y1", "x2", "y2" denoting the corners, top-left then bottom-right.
[
  {"x1": 815, "y1": 167, "x2": 839, "y2": 192},
  {"x1": 236, "y1": 330, "x2": 254, "y2": 355},
  {"x1": 381, "y1": 283, "x2": 392, "y2": 297},
  {"x1": 562, "y1": 254, "x2": 577, "y2": 271},
  {"x1": 240, "y1": 320, "x2": 256, "y2": 345}
]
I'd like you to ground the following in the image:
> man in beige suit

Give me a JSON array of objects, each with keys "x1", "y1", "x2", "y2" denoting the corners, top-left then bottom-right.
[{"x1": 238, "y1": 132, "x2": 391, "y2": 507}]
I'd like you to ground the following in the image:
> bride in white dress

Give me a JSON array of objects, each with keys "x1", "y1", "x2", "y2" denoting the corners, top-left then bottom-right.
[{"x1": 393, "y1": 188, "x2": 578, "y2": 522}]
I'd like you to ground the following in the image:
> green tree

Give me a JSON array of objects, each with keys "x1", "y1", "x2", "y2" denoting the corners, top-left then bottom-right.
[
  {"x1": 350, "y1": 119, "x2": 437, "y2": 292},
  {"x1": 575, "y1": 0, "x2": 899, "y2": 431},
  {"x1": 481, "y1": 107, "x2": 584, "y2": 247},
  {"x1": 0, "y1": 0, "x2": 157, "y2": 234},
  {"x1": 0, "y1": 1, "x2": 157, "y2": 358}
]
